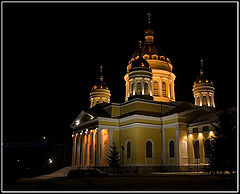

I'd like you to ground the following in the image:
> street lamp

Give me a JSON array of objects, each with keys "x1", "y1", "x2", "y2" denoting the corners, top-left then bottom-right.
[{"x1": 48, "y1": 158, "x2": 53, "y2": 164}]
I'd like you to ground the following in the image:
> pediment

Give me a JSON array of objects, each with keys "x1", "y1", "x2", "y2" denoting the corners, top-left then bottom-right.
[{"x1": 70, "y1": 111, "x2": 95, "y2": 128}]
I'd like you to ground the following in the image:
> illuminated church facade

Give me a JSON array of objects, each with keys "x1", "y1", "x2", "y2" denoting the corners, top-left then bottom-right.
[{"x1": 70, "y1": 13, "x2": 217, "y2": 172}]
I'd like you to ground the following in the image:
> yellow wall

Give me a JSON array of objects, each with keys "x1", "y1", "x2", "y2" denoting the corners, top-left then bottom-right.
[
  {"x1": 107, "y1": 101, "x2": 173, "y2": 117},
  {"x1": 118, "y1": 127, "x2": 162, "y2": 165}
]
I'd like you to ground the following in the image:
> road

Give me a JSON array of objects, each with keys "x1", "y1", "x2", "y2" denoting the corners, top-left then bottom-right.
[{"x1": 6, "y1": 173, "x2": 237, "y2": 191}]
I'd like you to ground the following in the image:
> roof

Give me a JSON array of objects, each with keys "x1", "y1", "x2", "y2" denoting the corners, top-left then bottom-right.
[
  {"x1": 189, "y1": 111, "x2": 218, "y2": 126},
  {"x1": 88, "y1": 103, "x2": 111, "y2": 118},
  {"x1": 92, "y1": 79, "x2": 109, "y2": 90},
  {"x1": 131, "y1": 42, "x2": 166, "y2": 59}
]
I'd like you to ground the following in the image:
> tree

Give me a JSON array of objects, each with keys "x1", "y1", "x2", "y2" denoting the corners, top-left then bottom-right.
[
  {"x1": 209, "y1": 108, "x2": 237, "y2": 178},
  {"x1": 107, "y1": 143, "x2": 120, "y2": 168}
]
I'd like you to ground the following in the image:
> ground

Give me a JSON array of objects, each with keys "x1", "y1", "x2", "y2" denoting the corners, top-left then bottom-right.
[{"x1": 6, "y1": 173, "x2": 237, "y2": 191}]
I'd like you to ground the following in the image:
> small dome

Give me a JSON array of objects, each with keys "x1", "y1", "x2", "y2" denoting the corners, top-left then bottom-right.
[
  {"x1": 194, "y1": 60, "x2": 213, "y2": 85},
  {"x1": 130, "y1": 55, "x2": 150, "y2": 69},
  {"x1": 92, "y1": 79, "x2": 109, "y2": 90},
  {"x1": 91, "y1": 65, "x2": 109, "y2": 91},
  {"x1": 144, "y1": 28, "x2": 155, "y2": 36},
  {"x1": 194, "y1": 73, "x2": 211, "y2": 84}
]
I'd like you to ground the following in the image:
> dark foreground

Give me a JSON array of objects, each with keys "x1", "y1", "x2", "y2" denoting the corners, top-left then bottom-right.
[{"x1": 6, "y1": 173, "x2": 237, "y2": 191}]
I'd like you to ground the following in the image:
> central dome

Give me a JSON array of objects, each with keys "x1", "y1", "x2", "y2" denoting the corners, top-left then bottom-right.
[
  {"x1": 131, "y1": 38, "x2": 167, "y2": 60},
  {"x1": 128, "y1": 22, "x2": 172, "y2": 73}
]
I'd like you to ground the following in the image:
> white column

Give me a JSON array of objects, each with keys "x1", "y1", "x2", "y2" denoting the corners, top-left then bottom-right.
[
  {"x1": 162, "y1": 128, "x2": 166, "y2": 165},
  {"x1": 207, "y1": 93, "x2": 210, "y2": 106},
  {"x1": 176, "y1": 125, "x2": 179, "y2": 165},
  {"x1": 172, "y1": 81, "x2": 175, "y2": 101},
  {"x1": 150, "y1": 80, "x2": 152, "y2": 96},
  {"x1": 80, "y1": 135, "x2": 83, "y2": 166},
  {"x1": 199, "y1": 93, "x2": 203, "y2": 106},
  {"x1": 76, "y1": 135, "x2": 81, "y2": 166},
  {"x1": 133, "y1": 79, "x2": 136, "y2": 95},
  {"x1": 96, "y1": 129, "x2": 101, "y2": 165},
  {"x1": 212, "y1": 94, "x2": 215, "y2": 107},
  {"x1": 159, "y1": 79, "x2": 162, "y2": 97},
  {"x1": 85, "y1": 133, "x2": 88, "y2": 166},
  {"x1": 108, "y1": 128, "x2": 113, "y2": 149},
  {"x1": 141, "y1": 78, "x2": 144, "y2": 95}
]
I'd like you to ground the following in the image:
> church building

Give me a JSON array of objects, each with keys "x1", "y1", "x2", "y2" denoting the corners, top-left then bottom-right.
[{"x1": 70, "y1": 13, "x2": 218, "y2": 172}]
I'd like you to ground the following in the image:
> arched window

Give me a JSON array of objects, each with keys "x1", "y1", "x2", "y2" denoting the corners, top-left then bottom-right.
[
  {"x1": 169, "y1": 140, "x2": 175, "y2": 158},
  {"x1": 162, "y1": 81, "x2": 166, "y2": 97},
  {"x1": 136, "y1": 82, "x2": 141, "y2": 95},
  {"x1": 130, "y1": 82, "x2": 134, "y2": 95},
  {"x1": 146, "y1": 140, "x2": 152, "y2": 158},
  {"x1": 127, "y1": 141, "x2": 131, "y2": 158},
  {"x1": 197, "y1": 96, "x2": 200, "y2": 106},
  {"x1": 209, "y1": 96, "x2": 212, "y2": 107},
  {"x1": 153, "y1": 81, "x2": 159, "y2": 96},
  {"x1": 193, "y1": 140, "x2": 200, "y2": 159},
  {"x1": 144, "y1": 82, "x2": 149, "y2": 95},
  {"x1": 169, "y1": 84, "x2": 172, "y2": 98},
  {"x1": 204, "y1": 139, "x2": 211, "y2": 159},
  {"x1": 203, "y1": 96, "x2": 207, "y2": 106}
]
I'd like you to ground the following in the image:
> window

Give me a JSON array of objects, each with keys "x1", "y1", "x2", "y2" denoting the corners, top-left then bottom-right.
[
  {"x1": 160, "y1": 56, "x2": 165, "y2": 61},
  {"x1": 204, "y1": 139, "x2": 211, "y2": 159},
  {"x1": 169, "y1": 84, "x2": 171, "y2": 98},
  {"x1": 193, "y1": 140, "x2": 200, "y2": 159},
  {"x1": 144, "y1": 82, "x2": 149, "y2": 95},
  {"x1": 197, "y1": 96, "x2": 200, "y2": 106},
  {"x1": 136, "y1": 82, "x2": 141, "y2": 95},
  {"x1": 130, "y1": 82, "x2": 134, "y2": 95},
  {"x1": 169, "y1": 140, "x2": 175, "y2": 158},
  {"x1": 203, "y1": 126, "x2": 209, "y2": 132},
  {"x1": 193, "y1": 128, "x2": 198, "y2": 133},
  {"x1": 203, "y1": 96, "x2": 207, "y2": 106},
  {"x1": 152, "y1": 55, "x2": 158, "y2": 59},
  {"x1": 209, "y1": 96, "x2": 213, "y2": 107},
  {"x1": 162, "y1": 81, "x2": 166, "y2": 97},
  {"x1": 153, "y1": 81, "x2": 159, "y2": 96},
  {"x1": 143, "y1": 55, "x2": 149, "y2": 60},
  {"x1": 127, "y1": 141, "x2": 131, "y2": 158},
  {"x1": 146, "y1": 141, "x2": 152, "y2": 158}
]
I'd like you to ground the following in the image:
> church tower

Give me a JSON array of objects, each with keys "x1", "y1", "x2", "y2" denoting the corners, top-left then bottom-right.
[
  {"x1": 90, "y1": 65, "x2": 111, "y2": 108},
  {"x1": 193, "y1": 59, "x2": 215, "y2": 107},
  {"x1": 124, "y1": 12, "x2": 176, "y2": 102}
]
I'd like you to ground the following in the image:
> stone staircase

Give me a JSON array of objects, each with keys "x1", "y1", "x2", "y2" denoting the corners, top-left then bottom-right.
[{"x1": 18, "y1": 166, "x2": 80, "y2": 182}]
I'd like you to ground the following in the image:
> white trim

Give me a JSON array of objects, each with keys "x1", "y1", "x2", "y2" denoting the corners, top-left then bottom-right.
[
  {"x1": 161, "y1": 113, "x2": 178, "y2": 121},
  {"x1": 162, "y1": 128, "x2": 166, "y2": 165},
  {"x1": 176, "y1": 125, "x2": 179, "y2": 165},
  {"x1": 120, "y1": 122, "x2": 161, "y2": 130}
]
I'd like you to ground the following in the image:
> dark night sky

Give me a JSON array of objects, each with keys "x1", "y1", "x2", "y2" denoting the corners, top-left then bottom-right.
[{"x1": 3, "y1": 2, "x2": 237, "y2": 143}]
